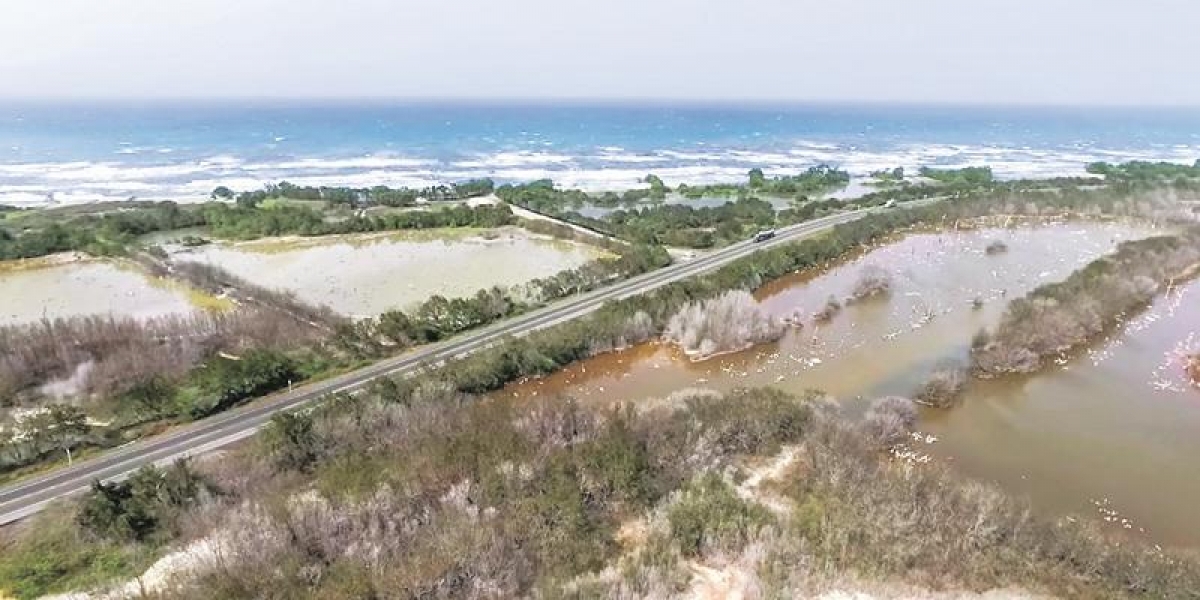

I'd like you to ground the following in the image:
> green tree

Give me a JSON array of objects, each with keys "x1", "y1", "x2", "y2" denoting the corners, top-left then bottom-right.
[
  {"x1": 644, "y1": 174, "x2": 668, "y2": 199},
  {"x1": 77, "y1": 461, "x2": 211, "y2": 542},
  {"x1": 28, "y1": 405, "x2": 90, "y2": 465},
  {"x1": 748, "y1": 168, "x2": 767, "y2": 188},
  {"x1": 264, "y1": 411, "x2": 322, "y2": 472}
]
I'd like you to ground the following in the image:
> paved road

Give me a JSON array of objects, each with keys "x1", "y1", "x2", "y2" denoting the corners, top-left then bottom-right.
[{"x1": 0, "y1": 209, "x2": 872, "y2": 525}]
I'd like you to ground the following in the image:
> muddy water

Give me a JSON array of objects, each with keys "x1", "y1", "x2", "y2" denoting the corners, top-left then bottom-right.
[
  {"x1": 0, "y1": 258, "x2": 196, "y2": 324},
  {"x1": 925, "y1": 282, "x2": 1200, "y2": 547},
  {"x1": 500, "y1": 220, "x2": 1200, "y2": 547},
  {"x1": 177, "y1": 227, "x2": 606, "y2": 317}
]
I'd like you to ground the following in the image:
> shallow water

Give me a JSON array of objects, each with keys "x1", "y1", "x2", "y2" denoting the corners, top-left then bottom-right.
[
  {"x1": 498, "y1": 220, "x2": 1200, "y2": 547},
  {"x1": 177, "y1": 228, "x2": 606, "y2": 316},
  {"x1": 0, "y1": 259, "x2": 196, "y2": 324}
]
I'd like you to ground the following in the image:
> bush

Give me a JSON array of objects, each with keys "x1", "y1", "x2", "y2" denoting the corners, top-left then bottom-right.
[
  {"x1": 77, "y1": 461, "x2": 212, "y2": 542},
  {"x1": 861, "y1": 396, "x2": 917, "y2": 447},
  {"x1": 188, "y1": 349, "x2": 298, "y2": 418},
  {"x1": 668, "y1": 473, "x2": 772, "y2": 557},
  {"x1": 914, "y1": 360, "x2": 969, "y2": 408},
  {"x1": 812, "y1": 295, "x2": 842, "y2": 322},
  {"x1": 263, "y1": 411, "x2": 324, "y2": 472},
  {"x1": 848, "y1": 264, "x2": 893, "y2": 301},
  {"x1": 663, "y1": 290, "x2": 785, "y2": 359}
]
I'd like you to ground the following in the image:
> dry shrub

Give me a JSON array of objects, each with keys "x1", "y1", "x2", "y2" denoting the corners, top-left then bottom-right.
[
  {"x1": 0, "y1": 309, "x2": 326, "y2": 404},
  {"x1": 860, "y1": 396, "x2": 917, "y2": 448},
  {"x1": 848, "y1": 264, "x2": 892, "y2": 302},
  {"x1": 663, "y1": 290, "x2": 784, "y2": 359},
  {"x1": 812, "y1": 295, "x2": 842, "y2": 323},
  {"x1": 914, "y1": 360, "x2": 969, "y2": 408}
]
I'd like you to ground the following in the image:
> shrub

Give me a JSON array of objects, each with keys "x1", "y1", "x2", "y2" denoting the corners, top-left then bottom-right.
[
  {"x1": 263, "y1": 411, "x2": 324, "y2": 472},
  {"x1": 663, "y1": 290, "x2": 785, "y2": 359},
  {"x1": 914, "y1": 360, "x2": 969, "y2": 408},
  {"x1": 848, "y1": 264, "x2": 893, "y2": 301},
  {"x1": 985, "y1": 239, "x2": 1009, "y2": 255},
  {"x1": 812, "y1": 295, "x2": 842, "y2": 322},
  {"x1": 668, "y1": 473, "x2": 772, "y2": 557},
  {"x1": 860, "y1": 396, "x2": 917, "y2": 447},
  {"x1": 77, "y1": 461, "x2": 212, "y2": 543},
  {"x1": 188, "y1": 349, "x2": 298, "y2": 418}
]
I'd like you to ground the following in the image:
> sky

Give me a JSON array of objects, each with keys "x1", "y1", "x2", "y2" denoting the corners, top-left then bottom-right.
[{"x1": 0, "y1": 0, "x2": 1197, "y2": 105}]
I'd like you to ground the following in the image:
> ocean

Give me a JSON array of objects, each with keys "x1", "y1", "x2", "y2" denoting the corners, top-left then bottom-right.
[{"x1": 1, "y1": 101, "x2": 1198, "y2": 206}]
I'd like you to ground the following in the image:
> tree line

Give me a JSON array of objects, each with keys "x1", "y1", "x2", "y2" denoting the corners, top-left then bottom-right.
[
  {"x1": 197, "y1": 201, "x2": 514, "y2": 239},
  {"x1": 1086, "y1": 159, "x2": 1200, "y2": 183},
  {"x1": 0, "y1": 200, "x2": 515, "y2": 259},
  {"x1": 217, "y1": 178, "x2": 496, "y2": 208}
]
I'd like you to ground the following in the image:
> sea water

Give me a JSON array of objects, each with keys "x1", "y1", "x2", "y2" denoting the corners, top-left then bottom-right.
[{"x1": 1, "y1": 101, "x2": 1198, "y2": 206}]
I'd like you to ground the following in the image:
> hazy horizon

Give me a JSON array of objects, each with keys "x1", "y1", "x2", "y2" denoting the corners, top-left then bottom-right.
[
  {"x1": 2, "y1": 0, "x2": 1198, "y2": 106},
  {"x1": 2, "y1": 97, "x2": 1200, "y2": 109}
]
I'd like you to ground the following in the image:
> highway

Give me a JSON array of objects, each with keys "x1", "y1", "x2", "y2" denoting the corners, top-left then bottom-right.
[{"x1": 0, "y1": 208, "x2": 872, "y2": 526}]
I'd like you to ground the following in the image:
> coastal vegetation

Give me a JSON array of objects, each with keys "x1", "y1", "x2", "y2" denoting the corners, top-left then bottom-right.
[
  {"x1": 198, "y1": 201, "x2": 514, "y2": 240},
  {"x1": 0, "y1": 195, "x2": 514, "y2": 260},
  {"x1": 5, "y1": 381, "x2": 1197, "y2": 599},
  {"x1": 972, "y1": 228, "x2": 1200, "y2": 376},
  {"x1": 868, "y1": 166, "x2": 907, "y2": 187},
  {"x1": 226, "y1": 179, "x2": 497, "y2": 208},
  {"x1": 0, "y1": 202, "x2": 206, "y2": 260},
  {"x1": 2, "y1": 163, "x2": 1199, "y2": 598},
  {"x1": 1087, "y1": 159, "x2": 1200, "y2": 183},
  {"x1": 918, "y1": 165, "x2": 995, "y2": 186},
  {"x1": 686, "y1": 164, "x2": 851, "y2": 198}
]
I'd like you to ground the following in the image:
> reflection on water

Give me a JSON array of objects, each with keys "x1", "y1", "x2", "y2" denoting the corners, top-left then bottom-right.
[
  {"x1": 0, "y1": 259, "x2": 195, "y2": 324},
  {"x1": 178, "y1": 228, "x2": 605, "y2": 317},
  {"x1": 499, "y1": 220, "x2": 1200, "y2": 547}
]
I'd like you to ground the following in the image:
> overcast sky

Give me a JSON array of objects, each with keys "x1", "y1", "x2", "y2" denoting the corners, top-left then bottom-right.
[{"x1": 0, "y1": 0, "x2": 1196, "y2": 105}]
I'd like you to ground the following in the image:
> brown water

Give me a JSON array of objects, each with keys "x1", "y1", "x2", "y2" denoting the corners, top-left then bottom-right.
[
  {"x1": 176, "y1": 227, "x2": 606, "y2": 317},
  {"x1": 500, "y1": 220, "x2": 1200, "y2": 547},
  {"x1": 0, "y1": 257, "x2": 197, "y2": 325}
]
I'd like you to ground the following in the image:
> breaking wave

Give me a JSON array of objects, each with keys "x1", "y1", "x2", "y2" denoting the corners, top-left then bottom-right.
[{"x1": 2, "y1": 142, "x2": 1197, "y2": 207}]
